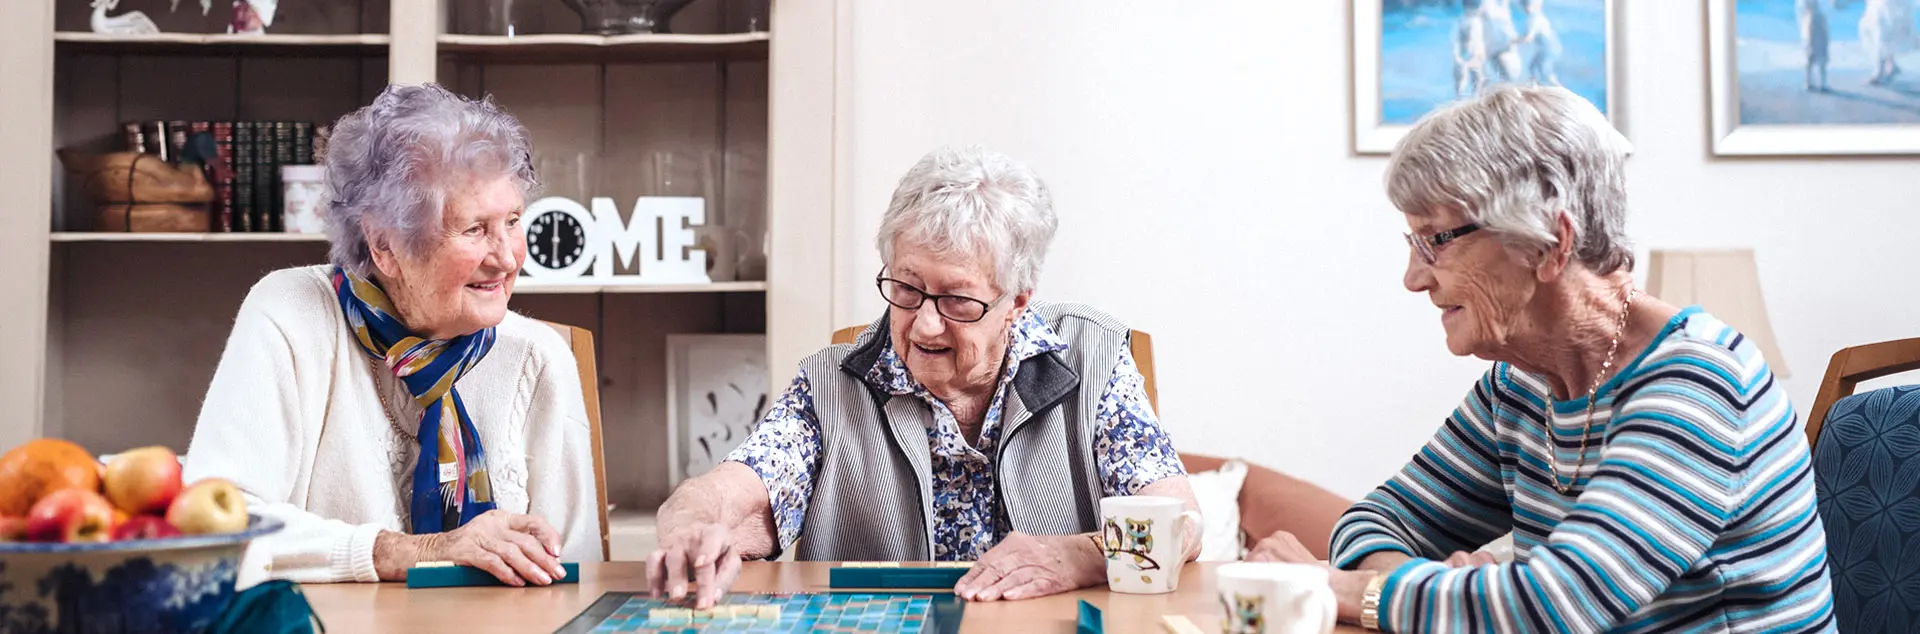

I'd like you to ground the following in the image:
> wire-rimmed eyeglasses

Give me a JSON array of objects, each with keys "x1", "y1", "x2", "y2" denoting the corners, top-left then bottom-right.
[{"x1": 1404, "y1": 222, "x2": 1482, "y2": 265}]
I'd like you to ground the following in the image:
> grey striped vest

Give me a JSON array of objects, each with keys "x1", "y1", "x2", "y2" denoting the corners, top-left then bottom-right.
[{"x1": 788, "y1": 302, "x2": 1133, "y2": 561}]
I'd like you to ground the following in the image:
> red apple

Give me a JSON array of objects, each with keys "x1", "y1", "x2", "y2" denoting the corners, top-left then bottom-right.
[
  {"x1": 25, "y1": 488, "x2": 116, "y2": 543},
  {"x1": 112, "y1": 515, "x2": 183, "y2": 541},
  {"x1": 166, "y1": 478, "x2": 249, "y2": 535},
  {"x1": 102, "y1": 446, "x2": 184, "y2": 515},
  {"x1": 0, "y1": 516, "x2": 27, "y2": 542}
]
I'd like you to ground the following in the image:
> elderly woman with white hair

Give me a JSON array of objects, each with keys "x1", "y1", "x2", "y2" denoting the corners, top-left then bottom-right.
[
  {"x1": 1249, "y1": 85, "x2": 1837, "y2": 632},
  {"x1": 183, "y1": 83, "x2": 598, "y2": 586},
  {"x1": 650, "y1": 146, "x2": 1198, "y2": 607}
]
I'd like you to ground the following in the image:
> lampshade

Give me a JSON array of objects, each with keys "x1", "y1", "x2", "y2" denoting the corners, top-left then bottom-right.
[{"x1": 1645, "y1": 249, "x2": 1790, "y2": 378}]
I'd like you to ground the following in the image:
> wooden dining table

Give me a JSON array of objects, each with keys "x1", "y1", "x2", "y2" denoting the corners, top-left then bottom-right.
[{"x1": 300, "y1": 561, "x2": 1367, "y2": 633}]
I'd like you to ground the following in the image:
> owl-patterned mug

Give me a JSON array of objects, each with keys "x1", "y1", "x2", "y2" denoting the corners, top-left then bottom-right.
[
  {"x1": 1096, "y1": 495, "x2": 1201, "y2": 594},
  {"x1": 1215, "y1": 562, "x2": 1336, "y2": 634}
]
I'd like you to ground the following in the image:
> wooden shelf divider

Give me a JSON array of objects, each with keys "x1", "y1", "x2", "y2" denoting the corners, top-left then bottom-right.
[
  {"x1": 54, "y1": 32, "x2": 391, "y2": 56},
  {"x1": 436, "y1": 32, "x2": 768, "y2": 64}
]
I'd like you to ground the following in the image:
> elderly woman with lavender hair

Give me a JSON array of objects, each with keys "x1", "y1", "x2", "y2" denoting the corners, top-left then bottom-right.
[{"x1": 183, "y1": 83, "x2": 600, "y2": 585}]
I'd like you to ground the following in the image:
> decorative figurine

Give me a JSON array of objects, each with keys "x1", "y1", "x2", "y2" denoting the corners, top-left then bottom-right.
[
  {"x1": 90, "y1": 0, "x2": 160, "y2": 36},
  {"x1": 230, "y1": 0, "x2": 277, "y2": 35}
]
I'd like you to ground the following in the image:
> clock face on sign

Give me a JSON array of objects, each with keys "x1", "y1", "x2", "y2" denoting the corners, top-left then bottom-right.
[{"x1": 528, "y1": 210, "x2": 587, "y2": 272}]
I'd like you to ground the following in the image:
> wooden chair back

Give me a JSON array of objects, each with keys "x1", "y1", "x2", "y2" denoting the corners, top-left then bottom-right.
[
  {"x1": 540, "y1": 320, "x2": 611, "y2": 562},
  {"x1": 1178, "y1": 453, "x2": 1350, "y2": 560},
  {"x1": 1806, "y1": 338, "x2": 1920, "y2": 450},
  {"x1": 830, "y1": 325, "x2": 1160, "y2": 412}
]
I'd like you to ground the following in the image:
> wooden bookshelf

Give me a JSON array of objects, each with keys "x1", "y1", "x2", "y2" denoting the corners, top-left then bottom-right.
[
  {"x1": 437, "y1": 32, "x2": 768, "y2": 64},
  {"x1": 54, "y1": 32, "x2": 391, "y2": 57},
  {"x1": 515, "y1": 281, "x2": 769, "y2": 295},
  {"x1": 50, "y1": 232, "x2": 328, "y2": 242},
  {"x1": 6, "y1": 0, "x2": 838, "y2": 518}
]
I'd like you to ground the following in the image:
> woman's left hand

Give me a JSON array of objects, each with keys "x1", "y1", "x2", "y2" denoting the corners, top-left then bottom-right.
[
  {"x1": 1246, "y1": 530, "x2": 1320, "y2": 564},
  {"x1": 954, "y1": 532, "x2": 1105, "y2": 601}
]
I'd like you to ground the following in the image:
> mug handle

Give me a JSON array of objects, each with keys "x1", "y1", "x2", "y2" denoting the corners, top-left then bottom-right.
[{"x1": 1166, "y1": 509, "x2": 1203, "y2": 590}]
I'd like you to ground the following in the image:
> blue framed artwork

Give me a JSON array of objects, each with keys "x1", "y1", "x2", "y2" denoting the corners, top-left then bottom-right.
[
  {"x1": 1711, "y1": 0, "x2": 1920, "y2": 154},
  {"x1": 1354, "y1": 0, "x2": 1622, "y2": 154}
]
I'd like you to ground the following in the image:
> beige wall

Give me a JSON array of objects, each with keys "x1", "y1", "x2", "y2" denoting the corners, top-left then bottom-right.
[{"x1": 0, "y1": 0, "x2": 54, "y2": 450}]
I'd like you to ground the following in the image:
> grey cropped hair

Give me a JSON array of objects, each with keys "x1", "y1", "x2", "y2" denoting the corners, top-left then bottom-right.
[
  {"x1": 1386, "y1": 84, "x2": 1635, "y2": 274},
  {"x1": 876, "y1": 145, "x2": 1059, "y2": 295},
  {"x1": 322, "y1": 83, "x2": 539, "y2": 277}
]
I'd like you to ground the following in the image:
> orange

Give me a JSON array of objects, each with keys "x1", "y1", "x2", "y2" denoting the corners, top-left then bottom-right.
[{"x1": 0, "y1": 439, "x2": 100, "y2": 517}]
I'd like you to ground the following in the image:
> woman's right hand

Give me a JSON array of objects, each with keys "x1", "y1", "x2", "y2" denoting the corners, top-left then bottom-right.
[
  {"x1": 648, "y1": 521, "x2": 742, "y2": 609},
  {"x1": 426, "y1": 510, "x2": 567, "y2": 586}
]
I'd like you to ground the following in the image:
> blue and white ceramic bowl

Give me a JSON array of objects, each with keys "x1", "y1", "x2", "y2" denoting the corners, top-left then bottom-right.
[{"x1": 0, "y1": 515, "x2": 282, "y2": 634}]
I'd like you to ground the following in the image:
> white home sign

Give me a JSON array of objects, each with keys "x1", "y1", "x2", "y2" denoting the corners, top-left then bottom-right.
[{"x1": 519, "y1": 195, "x2": 711, "y2": 285}]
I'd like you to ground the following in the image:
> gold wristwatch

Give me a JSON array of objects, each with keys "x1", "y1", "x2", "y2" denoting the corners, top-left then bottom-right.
[{"x1": 1360, "y1": 571, "x2": 1387, "y2": 630}]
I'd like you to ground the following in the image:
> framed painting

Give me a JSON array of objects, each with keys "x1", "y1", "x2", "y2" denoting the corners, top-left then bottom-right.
[
  {"x1": 1354, "y1": 0, "x2": 1624, "y2": 154},
  {"x1": 1709, "y1": 0, "x2": 1920, "y2": 155},
  {"x1": 665, "y1": 334, "x2": 770, "y2": 486}
]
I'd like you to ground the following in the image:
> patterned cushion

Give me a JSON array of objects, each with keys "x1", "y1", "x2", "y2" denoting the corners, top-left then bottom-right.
[{"x1": 1814, "y1": 385, "x2": 1920, "y2": 633}]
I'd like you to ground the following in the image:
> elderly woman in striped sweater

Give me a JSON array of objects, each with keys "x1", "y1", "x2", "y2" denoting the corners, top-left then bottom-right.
[{"x1": 1248, "y1": 85, "x2": 1837, "y2": 632}]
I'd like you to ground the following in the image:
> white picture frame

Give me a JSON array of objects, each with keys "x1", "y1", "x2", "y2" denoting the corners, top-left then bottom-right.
[
  {"x1": 665, "y1": 334, "x2": 771, "y2": 487},
  {"x1": 1707, "y1": 0, "x2": 1920, "y2": 156},
  {"x1": 1353, "y1": 0, "x2": 1626, "y2": 155}
]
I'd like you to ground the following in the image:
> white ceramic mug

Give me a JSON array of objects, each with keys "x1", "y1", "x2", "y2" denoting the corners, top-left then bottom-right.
[
  {"x1": 1214, "y1": 562, "x2": 1337, "y2": 634},
  {"x1": 1097, "y1": 495, "x2": 1201, "y2": 594}
]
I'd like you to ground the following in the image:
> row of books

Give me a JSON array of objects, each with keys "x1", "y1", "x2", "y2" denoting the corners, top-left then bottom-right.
[{"x1": 123, "y1": 120, "x2": 323, "y2": 233}]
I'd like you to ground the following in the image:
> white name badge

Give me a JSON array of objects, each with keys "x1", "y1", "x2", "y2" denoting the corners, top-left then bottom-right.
[{"x1": 439, "y1": 461, "x2": 459, "y2": 484}]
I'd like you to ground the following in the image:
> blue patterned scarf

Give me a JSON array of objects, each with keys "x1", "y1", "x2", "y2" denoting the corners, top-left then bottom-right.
[{"x1": 332, "y1": 266, "x2": 498, "y2": 534}]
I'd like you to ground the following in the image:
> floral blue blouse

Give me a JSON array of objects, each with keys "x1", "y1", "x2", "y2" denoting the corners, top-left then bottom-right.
[{"x1": 724, "y1": 310, "x2": 1185, "y2": 560}]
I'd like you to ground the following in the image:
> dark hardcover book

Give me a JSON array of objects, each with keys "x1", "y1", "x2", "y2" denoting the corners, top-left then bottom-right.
[
  {"x1": 189, "y1": 121, "x2": 218, "y2": 232},
  {"x1": 232, "y1": 122, "x2": 256, "y2": 232},
  {"x1": 139, "y1": 121, "x2": 167, "y2": 159},
  {"x1": 166, "y1": 120, "x2": 189, "y2": 162},
  {"x1": 251, "y1": 121, "x2": 275, "y2": 233},
  {"x1": 293, "y1": 121, "x2": 314, "y2": 165},
  {"x1": 210, "y1": 122, "x2": 234, "y2": 233},
  {"x1": 270, "y1": 121, "x2": 295, "y2": 232},
  {"x1": 122, "y1": 122, "x2": 145, "y2": 154}
]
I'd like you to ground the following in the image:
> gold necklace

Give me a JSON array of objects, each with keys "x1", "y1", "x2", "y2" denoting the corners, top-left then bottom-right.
[
  {"x1": 1552, "y1": 287, "x2": 1638, "y2": 495},
  {"x1": 367, "y1": 357, "x2": 416, "y2": 441}
]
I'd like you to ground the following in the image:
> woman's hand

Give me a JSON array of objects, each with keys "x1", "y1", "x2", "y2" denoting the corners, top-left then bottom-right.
[
  {"x1": 375, "y1": 511, "x2": 566, "y2": 585},
  {"x1": 649, "y1": 521, "x2": 743, "y2": 609},
  {"x1": 1245, "y1": 531, "x2": 1385, "y2": 624},
  {"x1": 954, "y1": 532, "x2": 1106, "y2": 601},
  {"x1": 1246, "y1": 530, "x2": 1321, "y2": 564},
  {"x1": 1443, "y1": 550, "x2": 1499, "y2": 568},
  {"x1": 428, "y1": 510, "x2": 567, "y2": 586}
]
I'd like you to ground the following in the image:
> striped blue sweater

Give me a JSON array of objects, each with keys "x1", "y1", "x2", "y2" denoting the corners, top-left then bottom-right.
[{"x1": 1332, "y1": 307, "x2": 1836, "y2": 633}]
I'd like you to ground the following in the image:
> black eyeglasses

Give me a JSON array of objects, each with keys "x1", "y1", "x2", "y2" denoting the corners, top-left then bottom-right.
[
  {"x1": 875, "y1": 271, "x2": 1003, "y2": 323},
  {"x1": 1404, "y1": 222, "x2": 1482, "y2": 264}
]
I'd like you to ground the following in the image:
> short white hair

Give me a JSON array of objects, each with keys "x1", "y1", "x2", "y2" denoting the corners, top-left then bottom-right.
[
  {"x1": 1385, "y1": 84, "x2": 1635, "y2": 274},
  {"x1": 875, "y1": 146, "x2": 1058, "y2": 294}
]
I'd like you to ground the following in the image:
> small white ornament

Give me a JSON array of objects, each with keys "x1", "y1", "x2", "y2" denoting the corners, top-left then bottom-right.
[{"x1": 91, "y1": 0, "x2": 161, "y2": 36}]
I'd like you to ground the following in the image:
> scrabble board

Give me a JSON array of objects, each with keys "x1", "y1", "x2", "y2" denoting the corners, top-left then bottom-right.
[{"x1": 554, "y1": 592, "x2": 965, "y2": 634}]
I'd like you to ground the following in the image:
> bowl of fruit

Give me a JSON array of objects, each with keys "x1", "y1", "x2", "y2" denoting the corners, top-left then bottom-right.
[{"x1": 0, "y1": 439, "x2": 282, "y2": 634}]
